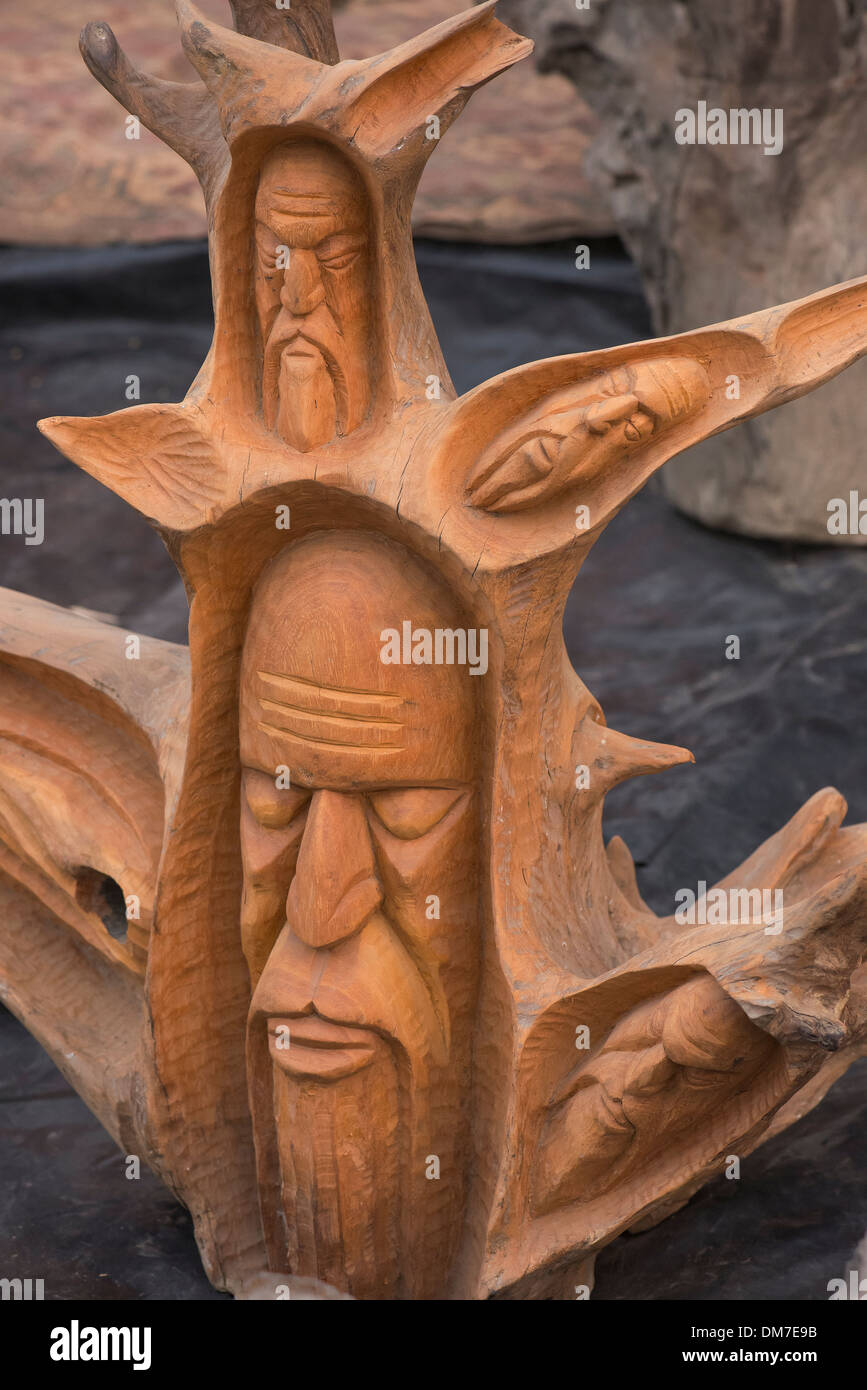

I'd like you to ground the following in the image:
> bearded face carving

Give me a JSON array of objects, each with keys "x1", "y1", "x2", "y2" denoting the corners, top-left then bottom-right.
[
  {"x1": 239, "y1": 532, "x2": 481, "y2": 1298},
  {"x1": 254, "y1": 142, "x2": 373, "y2": 452}
]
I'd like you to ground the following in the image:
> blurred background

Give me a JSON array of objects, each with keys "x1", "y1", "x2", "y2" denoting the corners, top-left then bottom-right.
[{"x1": 1, "y1": 0, "x2": 866, "y2": 1301}]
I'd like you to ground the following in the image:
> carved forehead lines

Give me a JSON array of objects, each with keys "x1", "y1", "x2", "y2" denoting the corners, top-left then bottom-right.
[
  {"x1": 239, "y1": 532, "x2": 480, "y2": 779},
  {"x1": 255, "y1": 139, "x2": 369, "y2": 225},
  {"x1": 256, "y1": 668, "x2": 408, "y2": 752}
]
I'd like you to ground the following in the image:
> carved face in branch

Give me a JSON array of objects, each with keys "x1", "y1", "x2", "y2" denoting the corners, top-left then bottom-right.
[
  {"x1": 467, "y1": 356, "x2": 711, "y2": 512},
  {"x1": 239, "y1": 532, "x2": 480, "y2": 1298},
  {"x1": 532, "y1": 975, "x2": 779, "y2": 1215},
  {"x1": 254, "y1": 142, "x2": 373, "y2": 452}
]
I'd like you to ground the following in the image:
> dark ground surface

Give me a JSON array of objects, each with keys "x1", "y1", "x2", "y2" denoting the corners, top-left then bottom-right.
[{"x1": 1, "y1": 237, "x2": 866, "y2": 1299}]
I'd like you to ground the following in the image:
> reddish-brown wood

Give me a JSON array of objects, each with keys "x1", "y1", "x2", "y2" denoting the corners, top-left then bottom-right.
[{"x1": 2, "y1": 0, "x2": 867, "y2": 1299}]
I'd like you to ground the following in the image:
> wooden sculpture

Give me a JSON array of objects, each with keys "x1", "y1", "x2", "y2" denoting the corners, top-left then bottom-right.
[{"x1": 3, "y1": 0, "x2": 867, "y2": 1300}]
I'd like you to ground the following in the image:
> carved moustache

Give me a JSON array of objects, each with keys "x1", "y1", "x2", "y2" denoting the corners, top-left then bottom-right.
[{"x1": 248, "y1": 910, "x2": 449, "y2": 1084}]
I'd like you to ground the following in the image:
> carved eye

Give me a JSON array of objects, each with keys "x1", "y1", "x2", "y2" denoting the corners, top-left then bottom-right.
[
  {"x1": 623, "y1": 411, "x2": 655, "y2": 444},
  {"x1": 603, "y1": 367, "x2": 633, "y2": 395},
  {"x1": 243, "y1": 769, "x2": 309, "y2": 829},
  {"x1": 585, "y1": 392, "x2": 646, "y2": 439},
  {"x1": 368, "y1": 787, "x2": 464, "y2": 840},
  {"x1": 680, "y1": 1066, "x2": 727, "y2": 1090},
  {"x1": 317, "y1": 234, "x2": 364, "y2": 271},
  {"x1": 516, "y1": 435, "x2": 558, "y2": 478},
  {"x1": 255, "y1": 224, "x2": 282, "y2": 271}
]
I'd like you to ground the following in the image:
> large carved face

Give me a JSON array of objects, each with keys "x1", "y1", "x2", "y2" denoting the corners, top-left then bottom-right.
[
  {"x1": 254, "y1": 142, "x2": 373, "y2": 452},
  {"x1": 240, "y1": 532, "x2": 481, "y2": 1297}
]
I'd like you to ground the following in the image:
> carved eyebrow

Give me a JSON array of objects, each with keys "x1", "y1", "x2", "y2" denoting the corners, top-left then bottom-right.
[
  {"x1": 263, "y1": 193, "x2": 343, "y2": 217},
  {"x1": 317, "y1": 231, "x2": 367, "y2": 248}
]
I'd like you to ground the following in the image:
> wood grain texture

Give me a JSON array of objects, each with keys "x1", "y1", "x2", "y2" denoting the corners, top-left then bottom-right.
[{"x1": 4, "y1": 0, "x2": 867, "y2": 1299}]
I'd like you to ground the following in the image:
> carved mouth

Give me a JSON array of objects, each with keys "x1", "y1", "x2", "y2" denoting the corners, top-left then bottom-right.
[
  {"x1": 270, "y1": 331, "x2": 350, "y2": 424},
  {"x1": 281, "y1": 337, "x2": 321, "y2": 359},
  {"x1": 267, "y1": 1013, "x2": 378, "y2": 1080}
]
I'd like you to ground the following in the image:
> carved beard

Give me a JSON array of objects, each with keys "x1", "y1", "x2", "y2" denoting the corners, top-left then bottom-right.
[
  {"x1": 271, "y1": 1040, "x2": 403, "y2": 1298},
  {"x1": 250, "y1": 1012, "x2": 469, "y2": 1300},
  {"x1": 272, "y1": 343, "x2": 339, "y2": 453}
]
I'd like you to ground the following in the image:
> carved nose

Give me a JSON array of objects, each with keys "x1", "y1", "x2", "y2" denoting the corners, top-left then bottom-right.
[
  {"x1": 585, "y1": 394, "x2": 640, "y2": 434},
  {"x1": 623, "y1": 1043, "x2": 677, "y2": 1098},
  {"x1": 286, "y1": 790, "x2": 382, "y2": 948},
  {"x1": 280, "y1": 250, "x2": 325, "y2": 317}
]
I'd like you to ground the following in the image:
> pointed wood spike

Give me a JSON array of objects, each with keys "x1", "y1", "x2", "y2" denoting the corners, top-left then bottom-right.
[
  {"x1": 712, "y1": 786, "x2": 848, "y2": 900},
  {"x1": 176, "y1": 0, "x2": 319, "y2": 111},
  {"x1": 606, "y1": 835, "x2": 652, "y2": 914},
  {"x1": 80, "y1": 20, "x2": 225, "y2": 184},
  {"x1": 38, "y1": 405, "x2": 224, "y2": 533},
  {"x1": 342, "y1": 1, "x2": 534, "y2": 158},
  {"x1": 580, "y1": 713, "x2": 694, "y2": 796}
]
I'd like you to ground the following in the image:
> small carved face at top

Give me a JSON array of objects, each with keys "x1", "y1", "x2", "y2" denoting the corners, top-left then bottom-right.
[
  {"x1": 532, "y1": 974, "x2": 778, "y2": 1216},
  {"x1": 466, "y1": 356, "x2": 711, "y2": 512},
  {"x1": 239, "y1": 532, "x2": 481, "y2": 1297},
  {"x1": 254, "y1": 141, "x2": 373, "y2": 453}
]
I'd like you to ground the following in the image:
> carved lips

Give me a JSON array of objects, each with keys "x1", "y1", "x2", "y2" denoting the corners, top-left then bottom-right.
[{"x1": 267, "y1": 1013, "x2": 379, "y2": 1080}]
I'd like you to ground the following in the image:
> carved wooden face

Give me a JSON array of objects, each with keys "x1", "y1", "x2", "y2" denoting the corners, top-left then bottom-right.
[
  {"x1": 466, "y1": 356, "x2": 711, "y2": 512},
  {"x1": 532, "y1": 975, "x2": 778, "y2": 1215},
  {"x1": 254, "y1": 142, "x2": 373, "y2": 452},
  {"x1": 239, "y1": 532, "x2": 481, "y2": 1295}
]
